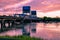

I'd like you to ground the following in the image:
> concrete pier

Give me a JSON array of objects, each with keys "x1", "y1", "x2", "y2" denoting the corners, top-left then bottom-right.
[{"x1": 0, "y1": 19, "x2": 15, "y2": 32}]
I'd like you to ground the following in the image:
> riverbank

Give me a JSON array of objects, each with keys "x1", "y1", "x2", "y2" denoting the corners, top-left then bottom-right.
[{"x1": 0, "y1": 35, "x2": 43, "y2": 40}]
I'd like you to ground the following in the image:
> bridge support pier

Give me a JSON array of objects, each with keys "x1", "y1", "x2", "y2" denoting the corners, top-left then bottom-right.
[{"x1": 0, "y1": 20, "x2": 15, "y2": 32}]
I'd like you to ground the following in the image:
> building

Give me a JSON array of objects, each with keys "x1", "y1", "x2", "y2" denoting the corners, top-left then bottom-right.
[
  {"x1": 13, "y1": 6, "x2": 37, "y2": 19},
  {"x1": 30, "y1": 11, "x2": 37, "y2": 18},
  {"x1": 23, "y1": 6, "x2": 30, "y2": 15}
]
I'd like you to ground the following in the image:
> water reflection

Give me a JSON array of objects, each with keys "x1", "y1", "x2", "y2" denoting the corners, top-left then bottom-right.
[
  {"x1": 0, "y1": 23, "x2": 60, "y2": 40},
  {"x1": 22, "y1": 23, "x2": 36, "y2": 36}
]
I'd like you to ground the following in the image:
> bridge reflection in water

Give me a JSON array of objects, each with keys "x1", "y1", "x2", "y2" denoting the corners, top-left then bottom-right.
[{"x1": 0, "y1": 22, "x2": 36, "y2": 36}]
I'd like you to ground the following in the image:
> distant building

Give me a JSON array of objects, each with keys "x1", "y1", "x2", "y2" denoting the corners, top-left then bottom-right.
[
  {"x1": 13, "y1": 6, "x2": 37, "y2": 19},
  {"x1": 23, "y1": 6, "x2": 30, "y2": 15},
  {"x1": 30, "y1": 11, "x2": 37, "y2": 18}
]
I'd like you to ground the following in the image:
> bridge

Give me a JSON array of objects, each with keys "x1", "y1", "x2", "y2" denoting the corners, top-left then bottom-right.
[{"x1": 0, "y1": 16, "x2": 39, "y2": 32}]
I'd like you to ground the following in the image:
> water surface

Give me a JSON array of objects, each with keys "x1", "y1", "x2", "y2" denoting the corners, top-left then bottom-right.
[{"x1": 0, "y1": 22, "x2": 60, "y2": 40}]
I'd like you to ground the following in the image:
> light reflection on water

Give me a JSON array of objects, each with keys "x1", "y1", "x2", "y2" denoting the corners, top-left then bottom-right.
[{"x1": 0, "y1": 23, "x2": 60, "y2": 40}]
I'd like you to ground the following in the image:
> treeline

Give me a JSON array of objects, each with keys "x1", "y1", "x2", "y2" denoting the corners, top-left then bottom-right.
[
  {"x1": 0, "y1": 16, "x2": 60, "y2": 23},
  {"x1": 38, "y1": 16, "x2": 60, "y2": 23}
]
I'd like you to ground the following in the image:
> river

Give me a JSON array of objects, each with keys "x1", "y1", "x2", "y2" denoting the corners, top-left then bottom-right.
[{"x1": 0, "y1": 22, "x2": 60, "y2": 40}]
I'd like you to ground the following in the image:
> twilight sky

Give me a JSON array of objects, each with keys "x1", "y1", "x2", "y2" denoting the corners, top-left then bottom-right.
[{"x1": 0, "y1": 0, "x2": 60, "y2": 17}]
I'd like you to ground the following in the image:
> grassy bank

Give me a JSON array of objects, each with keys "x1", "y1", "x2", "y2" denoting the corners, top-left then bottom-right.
[{"x1": 0, "y1": 35, "x2": 43, "y2": 40}]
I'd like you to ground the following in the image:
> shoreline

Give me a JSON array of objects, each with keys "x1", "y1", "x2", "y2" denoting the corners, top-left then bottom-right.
[{"x1": 0, "y1": 35, "x2": 43, "y2": 40}]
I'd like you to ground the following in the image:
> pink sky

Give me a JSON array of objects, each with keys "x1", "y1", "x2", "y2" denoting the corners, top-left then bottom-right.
[{"x1": 0, "y1": 0, "x2": 60, "y2": 17}]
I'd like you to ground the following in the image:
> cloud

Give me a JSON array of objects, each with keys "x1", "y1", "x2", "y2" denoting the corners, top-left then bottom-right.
[
  {"x1": 0, "y1": 0, "x2": 60, "y2": 16},
  {"x1": 27, "y1": 0, "x2": 60, "y2": 12},
  {"x1": 4, "y1": 0, "x2": 33, "y2": 9},
  {"x1": 37, "y1": 10, "x2": 60, "y2": 17},
  {"x1": 0, "y1": 0, "x2": 60, "y2": 12},
  {"x1": 0, "y1": 0, "x2": 33, "y2": 15}
]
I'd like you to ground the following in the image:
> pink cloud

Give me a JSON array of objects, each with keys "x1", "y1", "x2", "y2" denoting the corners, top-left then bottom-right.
[
  {"x1": 0, "y1": 0, "x2": 60, "y2": 15},
  {"x1": 26, "y1": 0, "x2": 60, "y2": 12},
  {"x1": 4, "y1": 0, "x2": 33, "y2": 9}
]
